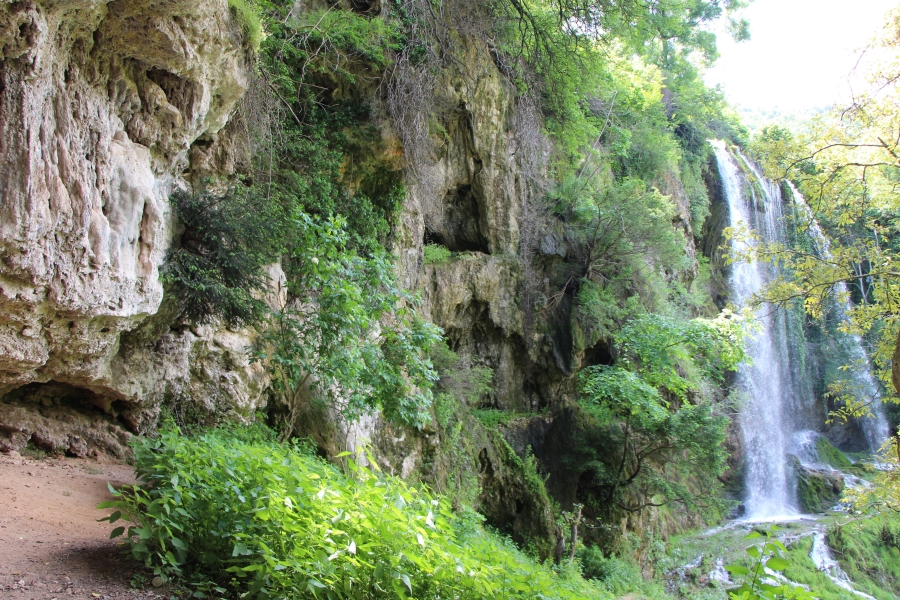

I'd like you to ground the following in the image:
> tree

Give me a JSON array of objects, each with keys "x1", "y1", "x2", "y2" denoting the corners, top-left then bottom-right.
[
  {"x1": 162, "y1": 186, "x2": 288, "y2": 328},
  {"x1": 747, "y1": 6, "x2": 900, "y2": 514},
  {"x1": 253, "y1": 213, "x2": 441, "y2": 441},
  {"x1": 748, "y1": 7, "x2": 900, "y2": 425},
  {"x1": 577, "y1": 312, "x2": 747, "y2": 516}
]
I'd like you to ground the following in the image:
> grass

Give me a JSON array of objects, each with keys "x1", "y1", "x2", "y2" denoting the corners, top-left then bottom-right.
[
  {"x1": 780, "y1": 536, "x2": 858, "y2": 600},
  {"x1": 20, "y1": 442, "x2": 48, "y2": 460},
  {"x1": 828, "y1": 518, "x2": 900, "y2": 599},
  {"x1": 423, "y1": 243, "x2": 453, "y2": 265},
  {"x1": 228, "y1": 0, "x2": 264, "y2": 52},
  {"x1": 815, "y1": 437, "x2": 852, "y2": 469}
]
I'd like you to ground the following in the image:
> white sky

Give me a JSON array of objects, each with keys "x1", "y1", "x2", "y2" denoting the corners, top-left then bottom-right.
[{"x1": 705, "y1": 0, "x2": 899, "y2": 113}]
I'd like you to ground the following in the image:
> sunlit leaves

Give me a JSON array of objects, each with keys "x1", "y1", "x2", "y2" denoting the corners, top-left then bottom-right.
[
  {"x1": 99, "y1": 425, "x2": 610, "y2": 599},
  {"x1": 253, "y1": 213, "x2": 441, "y2": 436},
  {"x1": 576, "y1": 312, "x2": 745, "y2": 517}
]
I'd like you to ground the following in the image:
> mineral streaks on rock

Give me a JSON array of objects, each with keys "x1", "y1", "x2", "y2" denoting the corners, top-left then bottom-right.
[{"x1": 0, "y1": 0, "x2": 249, "y2": 399}]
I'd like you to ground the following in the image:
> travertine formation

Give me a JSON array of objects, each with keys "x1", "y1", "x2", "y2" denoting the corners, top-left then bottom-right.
[{"x1": 0, "y1": 0, "x2": 263, "y2": 452}]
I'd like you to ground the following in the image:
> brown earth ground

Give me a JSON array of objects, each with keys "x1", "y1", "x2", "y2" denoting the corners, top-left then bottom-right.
[{"x1": 0, "y1": 451, "x2": 169, "y2": 600}]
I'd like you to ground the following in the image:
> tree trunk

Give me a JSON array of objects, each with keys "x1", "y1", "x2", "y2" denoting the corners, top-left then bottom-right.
[{"x1": 568, "y1": 504, "x2": 583, "y2": 563}]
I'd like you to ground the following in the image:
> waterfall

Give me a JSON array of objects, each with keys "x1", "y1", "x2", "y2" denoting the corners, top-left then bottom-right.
[
  {"x1": 713, "y1": 140, "x2": 800, "y2": 519},
  {"x1": 785, "y1": 183, "x2": 891, "y2": 450},
  {"x1": 711, "y1": 140, "x2": 890, "y2": 519},
  {"x1": 810, "y1": 532, "x2": 876, "y2": 599}
]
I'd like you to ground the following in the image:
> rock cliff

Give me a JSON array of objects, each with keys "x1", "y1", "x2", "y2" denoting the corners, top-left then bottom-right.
[{"x1": 0, "y1": 0, "x2": 263, "y2": 454}]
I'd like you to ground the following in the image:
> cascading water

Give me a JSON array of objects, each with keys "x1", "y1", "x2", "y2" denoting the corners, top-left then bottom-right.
[
  {"x1": 711, "y1": 140, "x2": 890, "y2": 520},
  {"x1": 786, "y1": 183, "x2": 891, "y2": 450},
  {"x1": 713, "y1": 140, "x2": 801, "y2": 519}
]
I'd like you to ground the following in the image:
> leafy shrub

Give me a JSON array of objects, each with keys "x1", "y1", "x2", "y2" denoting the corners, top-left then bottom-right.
[
  {"x1": 255, "y1": 213, "x2": 441, "y2": 438},
  {"x1": 162, "y1": 187, "x2": 287, "y2": 328},
  {"x1": 575, "y1": 312, "x2": 748, "y2": 518},
  {"x1": 294, "y1": 8, "x2": 402, "y2": 71},
  {"x1": 423, "y1": 243, "x2": 452, "y2": 265},
  {"x1": 578, "y1": 546, "x2": 642, "y2": 594},
  {"x1": 429, "y1": 340, "x2": 493, "y2": 406},
  {"x1": 101, "y1": 425, "x2": 612, "y2": 599}
]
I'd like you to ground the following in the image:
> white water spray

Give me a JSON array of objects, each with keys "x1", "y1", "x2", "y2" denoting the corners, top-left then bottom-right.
[
  {"x1": 711, "y1": 141, "x2": 889, "y2": 519},
  {"x1": 713, "y1": 140, "x2": 800, "y2": 519},
  {"x1": 810, "y1": 532, "x2": 875, "y2": 599}
]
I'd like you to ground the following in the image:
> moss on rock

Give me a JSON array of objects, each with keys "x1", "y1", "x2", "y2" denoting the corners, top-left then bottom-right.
[
  {"x1": 816, "y1": 436, "x2": 853, "y2": 469},
  {"x1": 791, "y1": 456, "x2": 844, "y2": 513}
]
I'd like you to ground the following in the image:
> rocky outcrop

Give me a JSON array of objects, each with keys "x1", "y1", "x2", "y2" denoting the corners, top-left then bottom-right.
[
  {"x1": 792, "y1": 456, "x2": 845, "y2": 513},
  {"x1": 0, "y1": 0, "x2": 261, "y2": 453}
]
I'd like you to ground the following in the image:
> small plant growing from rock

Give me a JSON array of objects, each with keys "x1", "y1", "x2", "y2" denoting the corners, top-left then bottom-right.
[{"x1": 423, "y1": 243, "x2": 453, "y2": 265}]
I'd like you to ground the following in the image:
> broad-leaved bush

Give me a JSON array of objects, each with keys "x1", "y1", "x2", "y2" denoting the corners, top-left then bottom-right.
[{"x1": 101, "y1": 425, "x2": 613, "y2": 599}]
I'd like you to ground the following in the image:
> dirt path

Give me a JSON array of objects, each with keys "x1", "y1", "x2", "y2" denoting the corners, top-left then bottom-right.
[{"x1": 0, "y1": 452, "x2": 165, "y2": 599}]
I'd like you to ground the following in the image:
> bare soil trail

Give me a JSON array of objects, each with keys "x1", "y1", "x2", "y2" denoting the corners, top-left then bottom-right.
[{"x1": 0, "y1": 452, "x2": 164, "y2": 600}]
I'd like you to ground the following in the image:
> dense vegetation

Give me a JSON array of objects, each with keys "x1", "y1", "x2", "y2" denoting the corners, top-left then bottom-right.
[
  {"x1": 142, "y1": 0, "x2": 900, "y2": 597},
  {"x1": 103, "y1": 424, "x2": 612, "y2": 599}
]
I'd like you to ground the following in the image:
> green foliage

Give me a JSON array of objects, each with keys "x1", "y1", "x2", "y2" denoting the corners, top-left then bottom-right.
[
  {"x1": 575, "y1": 311, "x2": 747, "y2": 517},
  {"x1": 425, "y1": 339, "x2": 494, "y2": 509},
  {"x1": 578, "y1": 545, "x2": 643, "y2": 593},
  {"x1": 295, "y1": 9, "x2": 402, "y2": 72},
  {"x1": 162, "y1": 187, "x2": 287, "y2": 328},
  {"x1": 827, "y1": 518, "x2": 900, "y2": 598},
  {"x1": 252, "y1": 2, "x2": 406, "y2": 255},
  {"x1": 615, "y1": 312, "x2": 748, "y2": 399},
  {"x1": 561, "y1": 173, "x2": 694, "y2": 352},
  {"x1": 428, "y1": 340, "x2": 493, "y2": 407},
  {"x1": 816, "y1": 437, "x2": 853, "y2": 469},
  {"x1": 100, "y1": 425, "x2": 613, "y2": 599},
  {"x1": 253, "y1": 213, "x2": 441, "y2": 438},
  {"x1": 581, "y1": 366, "x2": 667, "y2": 426},
  {"x1": 471, "y1": 408, "x2": 530, "y2": 429},
  {"x1": 681, "y1": 148, "x2": 713, "y2": 233},
  {"x1": 423, "y1": 243, "x2": 453, "y2": 265},
  {"x1": 228, "y1": 0, "x2": 264, "y2": 51},
  {"x1": 726, "y1": 527, "x2": 816, "y2": 600}
]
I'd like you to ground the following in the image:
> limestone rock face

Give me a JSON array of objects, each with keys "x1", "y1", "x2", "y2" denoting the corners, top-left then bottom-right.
[
  {"x1": 0, "y1": 0, "x2": 260, "y2": 451},
  {"x1": 392, "y1": 37, "x2": 546, "y2": 415}
]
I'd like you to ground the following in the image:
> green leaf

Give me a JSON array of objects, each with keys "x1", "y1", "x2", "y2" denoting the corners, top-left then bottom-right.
[
  {"x1": 109, "y1": 526, "x2": 125, "y2": 539},
  {"x1": 725, "y1": 564, "x2": 750, "y2": 576},
  {"x1": 171, "y1": 537, "x2": 188, "y2": 551},
  {"x1": 765, "y1": 557, "x2": 789, "y2": 571}
]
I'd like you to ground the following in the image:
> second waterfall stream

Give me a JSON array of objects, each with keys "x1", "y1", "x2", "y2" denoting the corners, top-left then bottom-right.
[{"x1": 710, "y1": 140, "x2": 889, "y2": 520}]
